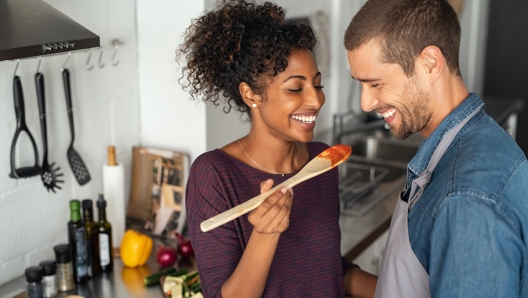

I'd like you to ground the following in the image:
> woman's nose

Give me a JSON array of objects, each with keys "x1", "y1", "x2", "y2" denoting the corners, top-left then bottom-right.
[{"x1": 306, "y1": 86, "x2": 325, "y2": 109}]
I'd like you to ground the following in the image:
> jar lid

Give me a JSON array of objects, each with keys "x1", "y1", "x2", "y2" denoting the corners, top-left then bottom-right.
[
  {"x1": 53, "y1": 244, "x2": 72, "y2": 263},
  {"x1": 25, "y1": 266, "x2": 43, "y2": 282},
  {"x1": 38, "y1": 260, "x2": 56, "y2": 275}
]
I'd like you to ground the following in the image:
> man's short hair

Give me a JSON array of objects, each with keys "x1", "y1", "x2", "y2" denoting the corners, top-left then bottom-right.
[{"x1": 344, "y1": 0, "x2": 461, "y2": 77}]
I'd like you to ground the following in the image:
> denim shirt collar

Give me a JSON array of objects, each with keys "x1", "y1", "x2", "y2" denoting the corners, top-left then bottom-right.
[{"x1": 407, "y1": 93, "x2": 484, "y2": 179}]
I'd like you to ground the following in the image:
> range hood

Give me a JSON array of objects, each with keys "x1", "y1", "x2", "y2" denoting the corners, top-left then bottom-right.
[{"x1": 0, "y1": 0, "x2": 100, "y2": 61}]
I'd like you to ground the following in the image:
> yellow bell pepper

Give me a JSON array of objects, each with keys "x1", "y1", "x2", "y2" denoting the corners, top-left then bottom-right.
[{"x1": 120, "y1": 230, "x2": 153, "y2": 267}]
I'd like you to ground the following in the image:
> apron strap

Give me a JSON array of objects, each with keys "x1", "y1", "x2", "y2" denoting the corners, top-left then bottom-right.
[{"x1": 408, "y1": 107, "x2": 481, "y2": 209}]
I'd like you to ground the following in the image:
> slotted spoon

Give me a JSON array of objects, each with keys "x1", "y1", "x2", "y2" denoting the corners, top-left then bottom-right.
[
  {"x1": 35, "y1": 72, "x2": 64, "y2": 192},
  {"x1": 200, "y1": 144, "x2": 352, "y2": 232}
]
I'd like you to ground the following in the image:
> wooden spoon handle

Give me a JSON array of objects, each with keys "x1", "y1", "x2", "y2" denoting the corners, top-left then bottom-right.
[{"x1": 200, "y1": 179, "x2": 290, "y2": 232}]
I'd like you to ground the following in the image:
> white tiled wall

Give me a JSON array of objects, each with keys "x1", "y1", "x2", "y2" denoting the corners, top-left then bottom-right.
[{"x1": 0, "y1": 0, "x2": 140, "y2": 284}]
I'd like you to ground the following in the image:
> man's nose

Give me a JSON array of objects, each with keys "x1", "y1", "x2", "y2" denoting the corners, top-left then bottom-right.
[{"x1": 360, "y1": 85, "x2": 379, "y2": 112}]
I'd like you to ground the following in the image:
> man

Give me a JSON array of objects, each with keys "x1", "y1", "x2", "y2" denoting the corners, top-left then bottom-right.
[{"x1": 344, "y1": 0, "x2": 528, "y2": 297}]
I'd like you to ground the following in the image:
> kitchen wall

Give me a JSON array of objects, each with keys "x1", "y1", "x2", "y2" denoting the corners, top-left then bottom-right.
[{"x1": 0, "y1": 0, "x2": 140, "y2": 285}]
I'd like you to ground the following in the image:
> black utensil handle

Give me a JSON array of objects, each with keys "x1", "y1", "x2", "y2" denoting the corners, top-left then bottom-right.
[
  {"x1": 13, "y1": 76, "x2": 27, "y2": 129},
  {"x1": 9, "y1": 129, "x2": 21, "y2": 178},
  {"x1": 35, "y1": 72, "x2": 48, "y2": 159},
  {"x1": 62, "y1": 68, "x2": 75, "y2": 141}
]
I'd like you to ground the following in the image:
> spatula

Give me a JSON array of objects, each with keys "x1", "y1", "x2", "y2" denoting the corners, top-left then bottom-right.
[
  {"x1": 200, "y1": 144, "x2": 352, "y2": 232},
  {"x1": 62, "y1": 68, "x2": 91, "y2": 185}
]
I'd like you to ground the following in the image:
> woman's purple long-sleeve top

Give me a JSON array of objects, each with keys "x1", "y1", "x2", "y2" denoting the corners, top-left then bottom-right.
[{"x1": 186, "y1": 142, "x2": 355, "y2": 297}]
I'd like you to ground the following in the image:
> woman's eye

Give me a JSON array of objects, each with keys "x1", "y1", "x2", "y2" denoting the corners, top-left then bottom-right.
[
  {"x1": 288, "y1": 88, "x2": 302, "y2": 93},
  {"x1": 315, "y1": 85, "x2": 325, "y2": 89}
]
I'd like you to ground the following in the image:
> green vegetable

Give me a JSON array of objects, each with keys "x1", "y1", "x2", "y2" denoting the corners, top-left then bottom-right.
[
  {"x1": 184, "y1": 270, "x2": 199, "y2": 282},
  {"x1": 169, "y1": 268, "x2": 189, "y2": 277},
  {"x1": 144, "y1": 267, "x2": 178, "y2": 286}
]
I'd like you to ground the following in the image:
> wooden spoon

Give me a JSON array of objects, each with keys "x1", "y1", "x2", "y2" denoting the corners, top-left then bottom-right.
[{"x1": 200, "y1": 144, "x2": 352, "y2": 232}]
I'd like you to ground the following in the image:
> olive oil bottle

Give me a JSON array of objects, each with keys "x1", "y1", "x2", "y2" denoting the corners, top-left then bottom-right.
[
  {"x1": 82, "y1": 199, "x2": 101, "y2": 276},
  {"x1": 97, "y1": 194, "x2": 114, "y2": 272},
  {"x1": 68, "y1": 200, "x2": 89, "y2": 283}
]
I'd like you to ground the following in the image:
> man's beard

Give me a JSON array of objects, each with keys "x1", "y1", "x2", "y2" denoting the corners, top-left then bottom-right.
[{"x1": 388, "y1": 78, "x2": 432, "y2": 140}]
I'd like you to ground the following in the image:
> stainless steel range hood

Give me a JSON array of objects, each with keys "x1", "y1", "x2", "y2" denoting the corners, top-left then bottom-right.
[{"x1": 0, "y1": 0, "x2": 100, "y2": 61}]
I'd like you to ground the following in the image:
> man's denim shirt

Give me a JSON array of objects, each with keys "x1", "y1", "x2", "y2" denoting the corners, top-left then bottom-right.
[{"x1": 406, "y1": 93, "x2": 528, "y2": 297}]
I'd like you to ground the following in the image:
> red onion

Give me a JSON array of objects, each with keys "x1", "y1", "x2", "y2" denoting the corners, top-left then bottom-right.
[
  {"x1": 174, "y1": 233, "x2": 194, "y2": 259},
  {"x1": 178, "y1": 240, "x2": 194, "y2": 259},
  {"x1": 156, "y1": 245, "x2": 177, "y2": 268}
]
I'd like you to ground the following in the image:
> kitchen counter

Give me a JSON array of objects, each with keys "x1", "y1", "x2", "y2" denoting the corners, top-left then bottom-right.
[{"x1": 0, "y1": 249, "x2": 196, "y2": 298}]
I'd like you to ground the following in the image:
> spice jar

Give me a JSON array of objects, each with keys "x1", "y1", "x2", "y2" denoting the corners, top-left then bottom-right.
[
  {"x1": 53, "y1": 244, "x2": 75, "y2": 292},
  {"x1": 39, "y1": 260, "x2": 58, "y2": 297},
  {"x1": 25, "y1": 266, "x2": 44, "y2": 298}
]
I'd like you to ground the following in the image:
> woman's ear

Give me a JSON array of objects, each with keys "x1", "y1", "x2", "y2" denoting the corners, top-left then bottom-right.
[
  {"x1": 419, "y1": 45, "x2": 444, "y2": 83},
  {"x1": 239, "y1": 82, "x2": 261, "y2": 108}
]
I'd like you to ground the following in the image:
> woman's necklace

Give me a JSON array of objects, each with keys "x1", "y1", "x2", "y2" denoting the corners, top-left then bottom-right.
[{"x1": 237, "y1": 139, "x2": 300, "y2": 177}]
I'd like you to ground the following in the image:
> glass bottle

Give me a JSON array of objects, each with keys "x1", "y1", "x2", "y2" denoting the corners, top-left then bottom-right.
[
  {"x1": 38, "y1": 260, "x2": 58, "y2": 297},
  {"x1": 25, "y1": 266, "x2": 43, "y2": 298},
  {"x1": 53, "y1": 244, "x2": 75, "y2": 292},
  {"x1": 82, "y1": 199, "x2": 102, "y2": 276},
  {"x1": 97, "y1": 194, "x2": 114, "y2": 272},
  {"x1": 68, "y1": 199, "x2": 90, "y2": 283}
]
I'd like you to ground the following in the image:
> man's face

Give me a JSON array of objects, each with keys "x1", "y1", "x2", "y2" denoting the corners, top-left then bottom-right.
[{"x1": 347, "y1": 39, "x2": 432, "y2": 140}]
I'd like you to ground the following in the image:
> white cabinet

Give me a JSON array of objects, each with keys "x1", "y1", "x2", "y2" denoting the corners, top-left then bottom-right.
[{"x1": 352, "y1": 230, "x2": 388, "y2": 275}]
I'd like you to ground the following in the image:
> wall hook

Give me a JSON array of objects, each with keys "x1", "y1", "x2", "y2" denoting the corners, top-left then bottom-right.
[
  {"x1": 61, "y1": 52, "x2": 71, "y2": 71},
  {"x1": 110, "y1": 39, "x2": 124, "y2": 66},
  {"x1": 36, "y1": 56, "x2": 42, "y2": 73},
  {"x1": 13, "y1": 59, "x2": 20, "y2": 76},
  {"x1": 85, "y1": 50, "x2": 94, "y2": 71},
  {"x1": 98, "y1": 47, "x2": 105, "y2": 68}
]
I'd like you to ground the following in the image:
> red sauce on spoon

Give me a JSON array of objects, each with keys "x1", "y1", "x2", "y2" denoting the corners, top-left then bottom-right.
[{"x1": 317, "y1": 144, "x2": 352, "y2": 167}]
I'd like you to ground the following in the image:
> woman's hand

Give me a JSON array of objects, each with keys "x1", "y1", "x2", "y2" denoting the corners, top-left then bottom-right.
[{"x1": 248, "y1": 179, "x2": 293, "y2": 234}]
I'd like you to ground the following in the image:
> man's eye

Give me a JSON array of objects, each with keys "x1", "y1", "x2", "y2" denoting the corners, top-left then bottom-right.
[{"x1": 371, "y1": 84, "x2": 379, "y2": 88}]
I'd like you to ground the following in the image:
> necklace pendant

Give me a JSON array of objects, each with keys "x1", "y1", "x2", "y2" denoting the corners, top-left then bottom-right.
[{"x1": 281, "y1": 173, "x2": 284, "y2": 177}]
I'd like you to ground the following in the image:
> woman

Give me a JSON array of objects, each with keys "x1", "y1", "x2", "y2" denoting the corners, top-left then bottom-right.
[{"x1": 178, "y1": 1, "x2": 377, "y2": 297}]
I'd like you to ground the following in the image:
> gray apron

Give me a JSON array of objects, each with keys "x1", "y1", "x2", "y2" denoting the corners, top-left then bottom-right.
[{"x1": 374, "y1": 108, "x2": 481, "y2": 298}]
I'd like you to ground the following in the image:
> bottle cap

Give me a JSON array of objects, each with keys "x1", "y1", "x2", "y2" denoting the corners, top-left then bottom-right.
[
  {"x1": 53, "y1": 244, "x2": 72, "y2": 263},
  {"x1": 38, "y1": 260, "x2": 56, "y2": 276},
  {"x1": 82, "y1": 199, "x2": 93, "y2": 210},
  {"x1": 97, "y1": 194, "x2": 106, "y2": 209},
  {"x1": 69, "y1": 199, "x2": 80, "y2": 211},
  {"x1": 25, "y1": 266, "x2": 43, "y2": 282}
]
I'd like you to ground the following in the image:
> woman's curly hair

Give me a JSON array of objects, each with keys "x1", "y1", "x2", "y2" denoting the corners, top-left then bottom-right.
[{"x1": 177, "y1": 0, "x2": 317, "y2": 118}]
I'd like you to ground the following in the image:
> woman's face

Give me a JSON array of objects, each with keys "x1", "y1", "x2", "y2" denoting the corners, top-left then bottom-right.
[{"x1": 256, "y1": 49, "x2": 325, "y2": 143}]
